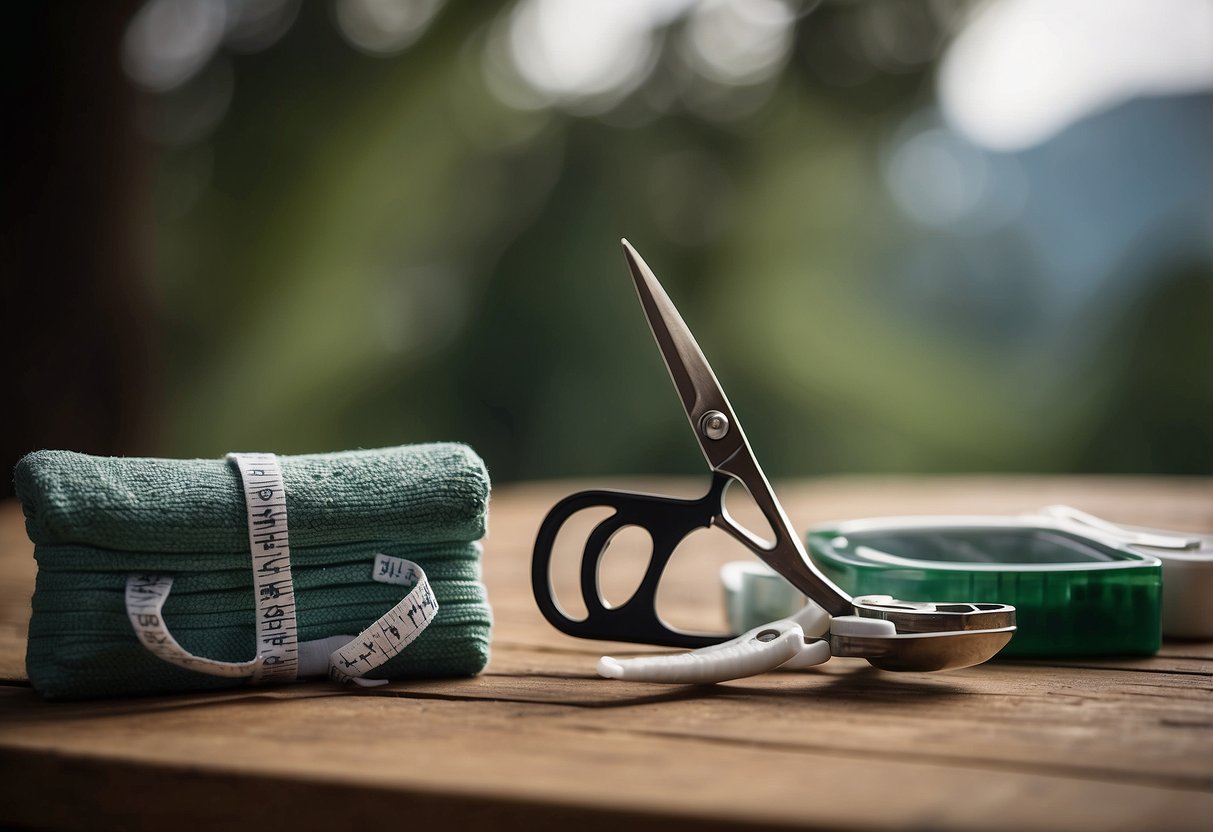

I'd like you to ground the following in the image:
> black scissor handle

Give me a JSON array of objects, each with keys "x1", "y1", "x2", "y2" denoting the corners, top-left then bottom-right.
[{"x1": 531, "y1": 475, "x2": 733, "y2": 648}]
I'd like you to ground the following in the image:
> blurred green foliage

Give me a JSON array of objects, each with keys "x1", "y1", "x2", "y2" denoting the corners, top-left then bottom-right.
[{"x1": 150, "y1": 1, "x2": 1213, "y2": 480}]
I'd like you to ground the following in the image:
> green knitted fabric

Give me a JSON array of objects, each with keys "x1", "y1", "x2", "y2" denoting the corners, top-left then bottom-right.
[{"x1": 14, "y1": 444, "x2": 492, "y2": 700}]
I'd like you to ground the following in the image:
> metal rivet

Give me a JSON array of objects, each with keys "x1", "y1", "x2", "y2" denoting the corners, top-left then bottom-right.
[
  {"x1": 700, "y1": 410, "x2": 729, "y2": 440},
  {"x1": 756, "y1": 629, "x2": 779, "y2": 643}
]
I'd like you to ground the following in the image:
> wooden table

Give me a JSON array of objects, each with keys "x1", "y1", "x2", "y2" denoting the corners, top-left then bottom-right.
[{"x1": 1, "y1": 477, "x2": 1211, "y2": 831}]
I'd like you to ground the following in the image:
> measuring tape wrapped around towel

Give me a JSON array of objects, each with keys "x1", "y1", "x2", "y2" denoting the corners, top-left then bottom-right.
[{"x1": 14, "y1": 443, "x2": 492, "y2": 699}]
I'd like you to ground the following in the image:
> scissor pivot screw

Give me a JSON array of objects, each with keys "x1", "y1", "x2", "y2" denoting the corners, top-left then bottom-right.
[{"x1": 700, "y1": 410, "x2": 729, "y2": 440}]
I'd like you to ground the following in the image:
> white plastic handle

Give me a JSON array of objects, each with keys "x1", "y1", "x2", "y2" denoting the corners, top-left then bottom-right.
[
  {"x1": 829, "y1": 614, "x2": 898, "y2": 637},
  {"x1": 597, "y1": 619, "x2": 831, "y2": 684}
]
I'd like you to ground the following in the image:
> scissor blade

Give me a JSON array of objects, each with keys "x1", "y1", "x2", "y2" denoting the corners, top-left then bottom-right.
[
  {"x1": 621, "y1": 240, "x2": 740, "y2": 469},
  {"x1": 620, "y1": 239, "x2": 855, "y2": 614}
]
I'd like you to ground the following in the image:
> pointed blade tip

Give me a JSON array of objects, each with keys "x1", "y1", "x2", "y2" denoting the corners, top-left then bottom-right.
[{"x1": 619, "y1": 239, "x2": 644, "y2": 281}]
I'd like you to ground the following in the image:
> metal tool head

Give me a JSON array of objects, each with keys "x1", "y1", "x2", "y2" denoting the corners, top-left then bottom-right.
[
  {"x1": 621, "y1": 239, "x2": 745, "y2": 473},
  {"x1": 618, "y1": 240, "x2": 1016, "y2": 671},
  {"x1": 834, "y1": 596, "x2": 1017, "y2": 671}
]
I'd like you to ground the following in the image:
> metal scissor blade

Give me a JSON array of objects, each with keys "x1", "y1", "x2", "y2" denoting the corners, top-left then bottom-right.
[
  {"x1": 620, "y1": 239, "x2": 854, "y2": 615},
  {"x1": 621, "y1": 239, "x2": 742, "y2": 471}
]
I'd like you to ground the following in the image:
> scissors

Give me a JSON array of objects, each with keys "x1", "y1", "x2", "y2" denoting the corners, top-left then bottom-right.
[{"x1": 531, "y1": 240, "x2": 1016, "y2": 679}]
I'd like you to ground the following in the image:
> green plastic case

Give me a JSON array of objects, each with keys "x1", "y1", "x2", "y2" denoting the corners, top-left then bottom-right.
[{"x1": 806, "y1": 520, "x2": 1163, "y2": 657}]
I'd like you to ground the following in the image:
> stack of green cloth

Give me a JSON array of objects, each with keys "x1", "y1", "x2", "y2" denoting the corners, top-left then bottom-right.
[{"x1": 14, "y1": 444, "x2": 492, "y2": 699}]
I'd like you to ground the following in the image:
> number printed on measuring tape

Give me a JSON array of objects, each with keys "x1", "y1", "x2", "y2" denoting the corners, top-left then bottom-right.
[
  {"x1": 372, "y1": 552, "x2": 421, "y2": 586},
  {"x1": 227, "y1": 452, "x2": 299, "y2": 683},
  {"x1": 329, "y1": 559, "x2": 438, "y2": 684}
]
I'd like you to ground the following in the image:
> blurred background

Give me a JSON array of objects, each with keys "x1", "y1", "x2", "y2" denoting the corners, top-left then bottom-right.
[{"x1": 4, "y1": 0, "x2": 1212, "y2": 496}]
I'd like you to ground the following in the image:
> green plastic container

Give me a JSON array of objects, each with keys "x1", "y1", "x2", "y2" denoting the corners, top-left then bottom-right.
[{"x1": 806, "y1": 518, "x2": 1163, "y2": 657}]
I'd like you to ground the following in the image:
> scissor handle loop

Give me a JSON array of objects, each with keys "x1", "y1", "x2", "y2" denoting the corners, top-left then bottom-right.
[{"x1": 531, "y1": 476, "x2": 734, "y2": 649}]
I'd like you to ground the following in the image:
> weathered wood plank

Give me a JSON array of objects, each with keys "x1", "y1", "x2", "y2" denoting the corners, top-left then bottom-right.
[{"x1": 1, "y1": 686, "x2": 1210, "y2": 832}]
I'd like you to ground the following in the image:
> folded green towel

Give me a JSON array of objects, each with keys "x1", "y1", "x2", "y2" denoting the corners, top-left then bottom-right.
[
  {"x1": 15, "y1": 444, "x2": 493, "y2": 700},
  {"x1": 16, "y1": 444, "x2": 487, "y2": 552}
]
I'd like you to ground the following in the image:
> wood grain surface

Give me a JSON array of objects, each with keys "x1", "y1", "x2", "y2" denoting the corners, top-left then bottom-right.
[{"x1": 1, "y1": 477, "x2": 1211, "y2": 831}]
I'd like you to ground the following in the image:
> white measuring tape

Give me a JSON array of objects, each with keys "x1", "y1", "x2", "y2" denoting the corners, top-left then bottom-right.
[
  {"x1": 229, "y1": 452, "x2": 299, "y2": 682},
  {"x1": 327, "y1": 560, "x2": 437, "y2": 684},
  {"x1": 124, "y1": 452, "x2": 438, "y2": 687}
]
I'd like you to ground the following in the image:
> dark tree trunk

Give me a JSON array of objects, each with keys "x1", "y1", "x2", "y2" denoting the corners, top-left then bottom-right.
[{"x1": 1, "y1": 1, "x2": 158, "y2": 496}]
